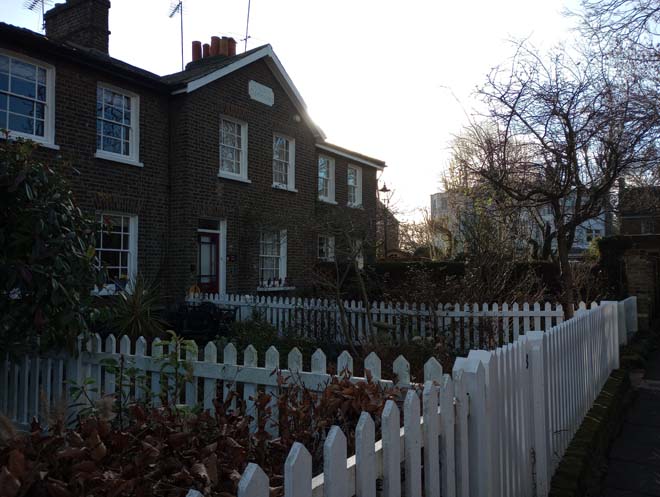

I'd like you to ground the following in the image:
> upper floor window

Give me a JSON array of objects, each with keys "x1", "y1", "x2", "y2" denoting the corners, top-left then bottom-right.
[
  {"x1": 96, "y1": 213, "x2": 138, "y2": 294},
  {"x1": 219, "y1": 116, "x2": 249, "y2": 182},
  {"x1": 96, "y1": 85, "x2": 140, "y2": 165},
  {"x1": 273, "y1": 134, "x2": 296, "y2": 190},
  {"x1": 318, "y1": 155, "x2": 336, "y2": 203},
  {"x1": 0, "y1": 52, "x2": 54, "y2": 145},
  {"x1": 347, "y1": 165, "x2": 363, "y2": 207},
  {"x1": 641, "y1": 219, "x2": 656, "y2": 234}
]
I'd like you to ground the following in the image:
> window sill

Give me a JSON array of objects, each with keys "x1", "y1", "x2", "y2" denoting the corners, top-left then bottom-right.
[
  {"x1": 218, "y1": 171, "x2": 252, "y2": 184},
  {"x1": 95, "y1": 151, "x2": 143, "y2": 168},
  {"x1": 257, "y1": 286, "x2": 296, "y2": 292},
  {"x1": 2, "y1": 134, "x2": 60, "y2": 150},
  {"x1": 348, "y1": 204, "x2": 364, "y2": 209},
  {"x1": 272, "y1": 183, "x2": 298, "y2": 192},
  {"x1": 319, "y1": 197, "x2": 338, "y2": 205}
]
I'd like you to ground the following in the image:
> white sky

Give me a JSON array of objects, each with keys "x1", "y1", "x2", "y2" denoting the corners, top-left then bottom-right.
[{"x1": 4, "y1": 0, "x2": 580, "y2": 219}]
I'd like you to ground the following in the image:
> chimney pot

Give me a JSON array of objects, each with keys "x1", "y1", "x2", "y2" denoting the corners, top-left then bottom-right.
[
  {"x1": 202, "y1": 43, "x2": 210, "y2": 58},
  {"x1": 227, "y1": 37, "x2": 237, "y2": 56},
  {"x1": 210, "y1": 36, "x2": 220, "y2": 56},
  {"x1": 192, "y1": 40, "x2": 202, "y2": 61},
  {"x1": 219, "y1": 37, "x2": 229, "y2": 57}
]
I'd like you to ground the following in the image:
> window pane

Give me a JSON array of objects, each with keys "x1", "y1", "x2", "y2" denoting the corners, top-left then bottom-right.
[
  {"x1": 103, "y1": 136, "x2": 122, "y2": 154},
  {"x1": 0, "y1": 111, "x2": 6, "y2": 128},
  {"x1": 104, "y1": 105, "x2": 122, "y2": 123},
  {"x1": 0, "y1": 93, "x2": 6, "y2": 110},
  {"x1": 8, "y1": 113, "x2": 33, "y2": 134},
  {"x1": 36, "y1": 85, "x2": 46, "y2": 102},
  {"x1": 0, "y1": 55, "x2": 8, "y2": 73},
  {"x1": 9, "y1": 96, "x2": 33, "y2": 116},
  {"x1": 34, "y1": 120, "x2": 44, "y2": 137},
  {"x1": 123, "y1": 109, "x2": 131, "y2": 125},
  {"x1": 37, "y1": 68, "x2": 46, "y2": 85},
  {"x1": 11, "y1": 77, "x2": 36, "y2": 99},
  {"x1": 0, "y1": 73, "x2": 8, "y2": 92},
  {"x1": 104, "y1": 122, "x2": 123, "y2": 138},
  {"x1": 11, "y1": 60, "x2": 36, "y2": 81},
  {"x1": 35, "y1": 102, "x2": 44, "y2": 119}
]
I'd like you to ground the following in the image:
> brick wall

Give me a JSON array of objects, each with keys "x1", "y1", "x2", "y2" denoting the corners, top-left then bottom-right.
[
  {"x1": 44, "y1": 0, "x2": 111, "y2": 54},
  {"x1": 169, "y1": 59, "x2": 378, "y2": 297},
  {"x1": 622, "y1": 235, "x2": 660, "y2": 330},
  {"x1": 1, "y1": 41, "x2": 171, "y2": 295}
]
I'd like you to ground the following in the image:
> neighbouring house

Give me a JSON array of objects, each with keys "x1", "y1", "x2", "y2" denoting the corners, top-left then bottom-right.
[
  {"x1": 430, "y1": 189, "x2": 611, "y2": 259},
  {"x1": 618, "y1": 183, "x2": 660, "y2": 327},
  {"x1": 0, "y1": 0, "x2": 386, "y2": 299}
]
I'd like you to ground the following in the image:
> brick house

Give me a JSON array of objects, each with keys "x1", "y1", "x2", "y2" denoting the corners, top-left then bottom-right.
[{"x1": 0, "y1": 0, "x2": 386, "y2": 299}]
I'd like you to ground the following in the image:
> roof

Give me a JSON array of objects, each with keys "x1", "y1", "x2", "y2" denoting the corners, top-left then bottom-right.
[
  {"x1": 161, "y1": 45, "x2": 266, "y2": 86},
  {"x1": 1, "y1": 22, "x2": 392, "y2": 160},
  {"x1": 0, "y1": 22, "x2": 168, "y2": 91},
  {"x1": 316, "y1": 142, "x2": 386, "y2": 170}
]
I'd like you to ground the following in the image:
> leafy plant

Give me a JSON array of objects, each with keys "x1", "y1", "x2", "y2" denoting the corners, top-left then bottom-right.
[
  {"x1": 0, "y1": 135, "x2": 100, "y2": 354},
  {"x1": 108, "y1": 276, "x2": 169, "y2": 339}
]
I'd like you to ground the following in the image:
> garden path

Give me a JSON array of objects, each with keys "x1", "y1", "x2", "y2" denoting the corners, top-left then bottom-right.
[{"x1": 602, "y1": 348, "x2": 660, "y2": 497}]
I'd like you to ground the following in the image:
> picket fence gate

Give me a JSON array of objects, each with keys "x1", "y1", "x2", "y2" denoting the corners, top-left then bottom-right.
[
  {"x1": 191, "y1": 293, "x2": 576, "y2": 349},
  {"x1": 1, "y1": 297, "x2": 638, "y2": 497}
]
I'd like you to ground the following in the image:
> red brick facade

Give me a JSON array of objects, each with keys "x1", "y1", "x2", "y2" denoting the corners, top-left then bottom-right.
[{"x1": 0, "y1": 1, "x2": 384, "y2": 300}]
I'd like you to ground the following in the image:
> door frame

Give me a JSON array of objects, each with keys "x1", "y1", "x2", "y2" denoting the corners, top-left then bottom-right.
[{"x1": 198, "y1": 220, "x2": 227, "y2": 295}]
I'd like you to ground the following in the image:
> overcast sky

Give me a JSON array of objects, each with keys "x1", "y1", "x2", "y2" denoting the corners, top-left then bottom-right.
[{"x1": 5, "y1": 0, "x2": 579, "y2": 219}]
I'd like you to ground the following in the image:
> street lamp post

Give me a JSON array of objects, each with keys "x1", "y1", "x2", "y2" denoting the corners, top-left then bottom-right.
[{"x1": 379, "y1": 183, "x2": 392, "y2": 258}]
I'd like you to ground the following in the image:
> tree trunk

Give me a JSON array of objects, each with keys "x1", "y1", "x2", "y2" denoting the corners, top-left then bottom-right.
[{"x1": 557, "y1": 231, "x2": 575, "y2": 319}]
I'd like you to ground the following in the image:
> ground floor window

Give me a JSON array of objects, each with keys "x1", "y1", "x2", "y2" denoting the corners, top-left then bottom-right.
[
  {"x1": 96, "y1": 213, "x2": 138, "y2": 292},
  {"x1": 318, "y1": 235, "x2": 335, "y2": 262},
  {"x1": 259, "y1": 229, "x2": 287, "y2": 287}
]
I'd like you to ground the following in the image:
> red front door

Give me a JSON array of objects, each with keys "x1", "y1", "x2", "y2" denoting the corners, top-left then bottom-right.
[{"x1": 197, "y1": 232, "x2": 219, "y2": 294}]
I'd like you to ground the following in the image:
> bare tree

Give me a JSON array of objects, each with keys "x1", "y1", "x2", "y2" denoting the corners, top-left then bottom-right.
[{"x1": 454, "y1": 43, "x2": 660, "y2": 316}]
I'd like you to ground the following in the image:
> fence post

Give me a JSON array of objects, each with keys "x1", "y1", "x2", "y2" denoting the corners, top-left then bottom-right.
[
  {"x1": 451, "y1": 361, "x2": 470, "y2": 497},
  {"x1": 527, "y1": 331, "x2": 550, "y2": 497}
]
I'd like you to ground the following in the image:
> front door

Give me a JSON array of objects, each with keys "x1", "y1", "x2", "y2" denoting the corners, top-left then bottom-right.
[{"x1": 197, "y1": 231, "x2": 219, "y2": 294}]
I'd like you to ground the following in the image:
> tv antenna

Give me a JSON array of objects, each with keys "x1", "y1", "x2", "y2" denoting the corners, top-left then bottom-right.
[
  {"x1": 168, "y1": 0, "x2": 184, "y2": 71},
  {"x1": 24, "y1": 0, "x2": 53, "y2": 31},
  {"x1": 242, "y1": 0, "x2": 251, "y2": 53}
]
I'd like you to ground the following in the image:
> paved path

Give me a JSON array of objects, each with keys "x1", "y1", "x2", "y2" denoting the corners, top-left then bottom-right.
[{"x1": 602, "y1": 349, "x2": 660, "y2": 496}]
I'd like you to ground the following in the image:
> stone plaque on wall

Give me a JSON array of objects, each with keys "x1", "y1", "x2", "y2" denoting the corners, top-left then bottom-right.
[{"x1": 248, "y1": 80, "x2": 274, "y2": 106}]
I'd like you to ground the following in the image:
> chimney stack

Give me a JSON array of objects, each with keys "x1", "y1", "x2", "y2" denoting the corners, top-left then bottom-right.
[
  {"x1": 44, "y1": 0, "x2": 111, "y2": 54},
  {"x1": 190, "y1": 36, "x2": 238, "y2": 63}
]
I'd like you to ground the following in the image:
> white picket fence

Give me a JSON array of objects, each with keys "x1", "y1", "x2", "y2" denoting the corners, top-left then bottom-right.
[
  {"x1": 190, "y1": 293, "x2": 574, "y2": 349},
  {"x1": 0, "y1": 297, "x2": 638, "y2": 497}
]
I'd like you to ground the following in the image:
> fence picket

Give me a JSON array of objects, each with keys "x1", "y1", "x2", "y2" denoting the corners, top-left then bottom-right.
[
  {"x1": 364, "y1": 352, "x2": 381, "y2": 381},
  {"x1": 265, "y1": 346, "x2": 280, "y2": 437},
  {"x1": 356, "y1": 412, "x2": 376, "y2": 497},
  {"x1": 393, "y1": 355, "x2": 410, "y2": 386},
  {"x1": 285, "y1": 442, "x2": 312, "y2": 497},
  {"x1": 203, "y1": 342, "x2": 218, "y2": 413},
  {"x1": 238, "y1": 463, "x2": 269, "y2": 497},
  {"x1": 422, "y1": 382, "x2": 440, "y2": 497},
  {"x1": 324, "y1": 426, "x2": 348, "y2": 497},
  {"x1": 381, "y1": 400, "x2": 401, "y2": 497}
]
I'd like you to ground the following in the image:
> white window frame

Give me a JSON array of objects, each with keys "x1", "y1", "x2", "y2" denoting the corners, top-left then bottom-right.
[
  {"x1": 318, "y1": 235, "x2": 335, "y2": 262},
  {"x1": 219, "y1": 115, "x2": 250, "y2": 183},
  {"x1": 347, "y1": 165, "x2": 363, "y2": 207},
  {"x1": 0, "y1": 49, "x2": 57, "y2": 148},
  {"x1": 351, "y1": 238, "x2": 364, "y2": 269},
  {"x1": 258, "y1": 229, "x2": 288, "y2": 288},
  {"x1": 94, "y1": 83, "x2": 142, "y2": 167},
  {"x1": 318, "y1": 155, "x2": 336, "y2": 204},
  {"x1": 93, "y1": 212, "x2": 138, "y2": 295},
  {"x1": 272, "y1": 133, "x2": 296, "y2": 191}
]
